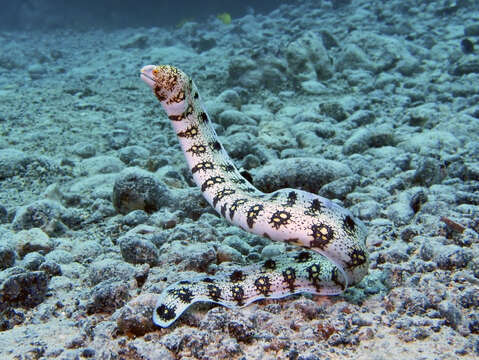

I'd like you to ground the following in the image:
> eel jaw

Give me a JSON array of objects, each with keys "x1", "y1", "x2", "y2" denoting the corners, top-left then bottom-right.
[{"x1": 140, "y1": 65, "x2": 156, "y2": 90}]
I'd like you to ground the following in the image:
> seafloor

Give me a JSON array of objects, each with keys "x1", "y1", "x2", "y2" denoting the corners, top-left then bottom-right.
[{"x1": 1, "y1": 0, "x2": 479, "y2": 359}]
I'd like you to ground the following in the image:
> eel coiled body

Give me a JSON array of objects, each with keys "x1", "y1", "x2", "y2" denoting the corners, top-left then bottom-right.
[{"x1": 140, "y1": 65, "x2": 369, "y2": 327}]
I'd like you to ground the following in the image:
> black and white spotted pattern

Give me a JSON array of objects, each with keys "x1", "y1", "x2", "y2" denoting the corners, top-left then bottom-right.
[{"x1": 140, "y1": 65, "x2": 369, "y2": 327}]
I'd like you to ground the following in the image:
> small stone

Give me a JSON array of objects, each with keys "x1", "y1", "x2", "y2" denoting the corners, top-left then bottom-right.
[
  {"x1": 343, "y1": 126, "x2": 395, "y2": 155},
  {"x1": 81, "y1": 348, "x2": 95, "y2": 358},
  {"x1": 452, "y1": 58, "x2": 479, "y2": 76},
  {"x1": 459, "y1": 288, "x2": 479, "y2": 309},
  {"x1": 227, "y1": 318, "x2": 254, "y2": 343},
  {"x1": 1, "y1": 270, "x2": 49, "y2": 307},
  {"x1": 118, "y1": 234, "x2": 159, "y2": 266},
  {"x1": 464, "y1": 23, "x2": 479, "y2": 36},
  {"x1": 107, "y1": 129, "x2": 130, "y2": 150},
  {"x1": 115, "y1": 294, "x2": 157, "y2": 336},
  {"x1": 80, "y1": 155, "x2": 124, "y2": 175},
  {"x1": 27, "y1": 63, "x2": 44, "y2": 80},
  {"x1": 0, "y1": 245, "x2": 16, "y2": 270},
  {"x1": 413, "y1": 157, "x2": 445, "y2": 186},
  {"x1": 0, "y1": 204, "x2": 7, "y2": 223},
  {"x1": 86, "y1": 281, "x2": 129, "y2": 314},
  {"x1": 13, "y1": 200, "x2": 67, "y2": 235},
  {"x1": 253, "y1": 157, "x2": 352, "y2": 194},
  {"x1": 223, "y1": 235, "x2": 253, "y2": 255},
  {"x1": 71, "y1": 142, "x2": 96, "y2": 158},
  {"x1": 0, "y1": 149, "x2": 29, "y2": 180},
  {"x1": 38, "y1": 261, "x2": 62, "y2": 277},
  {"x1": 261, "y1": 244, "x2": 285, "y2": 258},
  {"x1": 348, "y1": 110, "x2": 376, "y2": 126},
  {"x1": 438, "y1": 300, "x2": 462, "y2": 329},
  {"x1": 22, "y1": 252, "x2": 45, "y2": 271},
  {"x1": 122, "y1": 209, "x2": 149, "y2": 227},
  {"x1": 319, "y1": 101, "x2": 348, "y2": 121},
  {"x1": 13, "y1": 228, "x2": 54, "y2": 258},
  {"x1": 88, "y1": 259, "x2": 136, "y2": 286},
  {"x1": 112, "y1": 167, "x2": 170, "y2": 215},
  {"x1": 120, "y1": 34, "x2": 148, "y2": 49},
  {"x1": 216, "y1": 244, "x2": 243, "y2": 263},
  {"x1": 191, "y1": 36, "x2": 217, "y2": 53},
  {"x1": 436, "y1": 245, "x2": 472, "y2": 270},
  {"x1": 218, "y1": 110, "x2": 256, "y2": 127},
  {"x1": 119, "y1": 145, "x2": 150, "y2": 166},
  {"x1": 386, "y1": 202, "x2": 415, "y2": 226}
]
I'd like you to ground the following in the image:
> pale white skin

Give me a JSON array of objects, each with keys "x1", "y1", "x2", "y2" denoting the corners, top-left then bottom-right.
[{"x1": 140, "y1": 65, "x2": 369, "y2": 327}]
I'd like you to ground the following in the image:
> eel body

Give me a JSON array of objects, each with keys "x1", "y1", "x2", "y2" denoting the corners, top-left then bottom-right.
[{"x1": 140, "y1": 65, "x2": 369, "y2": 327}]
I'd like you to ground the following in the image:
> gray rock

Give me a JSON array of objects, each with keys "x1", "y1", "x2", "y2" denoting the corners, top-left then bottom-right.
[
  {"x1": 407, "y1": 103, "x2": 439, "y2": 127},
  {"x1": 118, "y1": 145, "x2": 150, "y2": 166},
  {"x1": 459, "y1": 288, "x2": 479, "y2": 309},
  {"x1": 44, "y1": 249, "x2": 74, "y2": 264},
  {"x1": 228, "y1": 56, "x2": 257, "y2": 81},
  {"x1": 71, "y1": 240, "x2": 103, "y2": 263},
  {"x1": 262, "y1": 65, "x2": 288, "y2": 91},
  {"x1": 253, "y1": 157, "x2": 352, "y2": 193},
  {"x1": 71, "y1": 142, "x2": 96, "y2": 158},
  {"x1": 0, "y1": 245, "x2": 16, "y2": 270},
  {"x1": 319, "y1": 175, "x2": 360, "y2": 200},
  {"x1": 13, "y1": 228, "x2": 54, "y2": 258},
  {"x1": 438, "y1": 300, "x2": 462, "y2": 329},
  {"x1": 159, "y1": 241, "x2": 216, "y2": 272},
  {"x1": 336, "y1": 44, "x2": 373, "y2": 72},
  {"x1": 115, "y1": 294, "x2": 157, "y2": 336},
  {"x1": 452, "y1": 58, "x2": 479, "y2": 76},
  {"x1": 386, "y1": 202, "x2": 415, "y2": 226},
  {"x1": 22, "y1": 252, "x2": 45, "y2": 271},
  {"x1": 107, "y1": 129, "x2": 130, "y2": 150},
  {"x1": 27, "y1": 63, "x2": 44, "y2": 80},
  {"x1": 400, "y1": 130, "x2": 460, "y2": 156},
  {"x1": 285, "y1": 31, "x2": 333, "y2": 81},
  {"x1": 86, "y1": 280, "x2": 129, "y2": 314},
  {"x1": 69, "y1": 173, "x2": 116, "y2": 200},
  {"x1": 216, "y1": 244, "x2": 244, "y2": 263},
  {"x1": 318, "y1": 101, "x2": 348, "y2": 121},
  {"x1": 79, "y1": 155, "x2": 124, "y2": 175},
  {"x1": 13, "y1": 200, "x2": 67, "y2": 236},
  {"x1": 218, "y1": 110, "x2": 257, "y2": 128},
  {"x1": 465, "y1": 23, "x2": 479, "y2": 36},
  {"x1": 88, "y1": 259, "x2": 136, "y2": 286},
  {"x1": 112, "y1": 167, "x2": 171, "y2": 215},
  {"x1": 0, "y1": 149, "x2": 29, "y2": 179},
  {"x1": 357, "y1": 200, "x2": 381, "y2": 220},
  {"x1": 120, "y1": 34, "x2": 148, "y2": 49},
  {"x1": 343, "y1": 126, "x2": 395, "y2": 155},
  {"x1": 223, "y1": 132, "x2": 255, "y2": 159},
  {"x1": 301, "y1": 80, "x2": 329, "y2": 95},
  {"x1": 223, "y1": 235, "x2": 253, "y2": 255},
  {"x1": 242, "y1": 105, "x2": 275, "y2": 124},
  {"x1": 348, "y1": 110, "x2": 376, "y2": 126},
  {"x1": 380, "y1": 242, "x2": 411, "y2": 264},
  {"x1": 436, "y1": 245, "x2": 473, "y2": 270},
  {"x1": 0, "y1": 270, "x2": 49, "y2": 308},
  {"x1": 38, "y1": 261, "x2": 62, "y2": 277},
  {"x1": 261, "y1": 244, "x2": 285, "y2": 258},
  {"x1": 0, "y1": 307, "x2": 25, "y2": 330},
  {"x1": 216, "y1": 89, "x2": 241, "y2": 109},
  {"x1": 0, "y1": 204, "x2": 7, "y2": 223},
  {"x1": 122, "y1": 209, "x2": 149, "y2": 226},
  {"x1": 118, "y1": 233, "x2": 159, "y2": 266}
]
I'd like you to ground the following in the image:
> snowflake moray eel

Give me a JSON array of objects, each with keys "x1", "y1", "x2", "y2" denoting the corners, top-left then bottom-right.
[{"x1": 140, "y1": 65, "x2": 369, "y2": 327}]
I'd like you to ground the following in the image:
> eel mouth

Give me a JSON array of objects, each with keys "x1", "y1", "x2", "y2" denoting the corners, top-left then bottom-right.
[{"x1": 140, "y1": 65, "x2": 156, "y2": 90}]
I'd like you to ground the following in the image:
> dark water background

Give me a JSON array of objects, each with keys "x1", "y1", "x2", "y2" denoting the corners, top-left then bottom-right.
[{"x1": 0, "y1": 0, "x2": 344, "y2": 30}]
